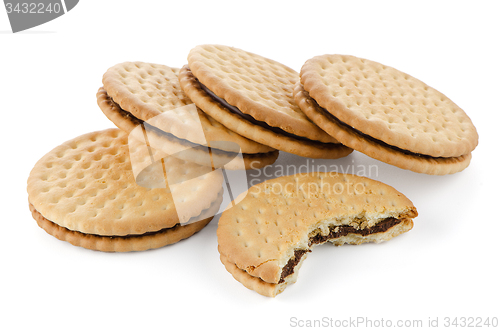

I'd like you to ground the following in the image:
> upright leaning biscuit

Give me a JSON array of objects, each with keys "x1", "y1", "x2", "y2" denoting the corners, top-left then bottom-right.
[
  {"x1": 27, "y1": 128, "x2": 224, "y2": 252},
  {"x1": 99, "y1": 62, "x2": 278, "y2": 170},
  {"x1": 179, "y1": 45, "x2": 352, "y2": 159},
  {"x1": 296, "y1": 54, "x2": 478, "y2": 175},
  {"x1": 217, "y1": 172, "x2": 417, "y2": 297}
]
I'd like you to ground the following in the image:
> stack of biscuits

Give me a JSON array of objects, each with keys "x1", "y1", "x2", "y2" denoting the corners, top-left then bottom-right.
[{"x1": 28, "y1": 44, "x2": 477, "y2": 295}]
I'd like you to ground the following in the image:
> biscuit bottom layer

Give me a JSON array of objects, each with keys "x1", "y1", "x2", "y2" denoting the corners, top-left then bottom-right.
[
  {"x1": 29, "y1": 203, "x2": 213, "y2": 252},
  {"x1": 279, "y1": 217, "x2": 403, "y2": 283}
]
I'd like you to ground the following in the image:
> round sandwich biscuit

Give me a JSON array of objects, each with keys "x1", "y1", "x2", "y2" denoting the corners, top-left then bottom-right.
[
  {"x1": 180, "y1": 45, "x2": 352, "y2": 159},
  {"x1": 100, "y1": 62, "x2": 278, "y2": 169},
  {"x1": 294, "y1": 83, "x2": 472, "y2": 175},
  {"x1": 298, "y1": 54, "x2": 478, "y2": 174},
  {"x1": 97, "y1": 87, "x2": 278, "y2": 170},
  {"x1": 217, "y1": 172, "x2": 417, "y2": 297},
  {"x1": 27, "y1": 128, "x2": 224, "y2": 252}
]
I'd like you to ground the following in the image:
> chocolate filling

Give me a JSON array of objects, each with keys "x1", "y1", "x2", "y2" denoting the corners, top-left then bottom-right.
[
  {"x1": 308, "y1": 217, "x2": 401, "y2": 245},
  {"x1": 278, "y1": 218, "x2": 402, "y2": 283},
  {"x1": 280, "y1": 249, "x2": 311, "y2": 283},
  {"x1": 316, "y1": 106, "x2": 441, "y2": 159},
  {"x1": 196, "y1": 79, "x2": 328, "y2": 144},
  {"x1": 107, "y1": 92, "x2": 276, "y2": 159}
]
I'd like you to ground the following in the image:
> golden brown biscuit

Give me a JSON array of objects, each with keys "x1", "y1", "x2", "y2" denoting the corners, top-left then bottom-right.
[
  {"x1": 217, "y1": 172, "x2": 417, "y2": 296},
  {"x1": 294, "y1": 82, "x2": 472, "y2": 175},
  {"x1": 27, "y1": 128, "x2": 224, "y2": 251},
  {"x1": 297, "y1": 54, "x2": 478, "y2": 174},
  {"x1": 97, "y1": 87, "x2": 279, "y2": 170},
  {"x1": 99, "y1": 62, "x2": 278, "y2": 169},
  {"x1": 180, "y1": 45, "x2": 352, "y2": 159}
]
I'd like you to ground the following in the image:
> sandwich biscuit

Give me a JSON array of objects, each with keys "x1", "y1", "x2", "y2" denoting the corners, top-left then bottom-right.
[
  {"x1": 179, "y1": 45, "x2": 352, "y2": 159},
  {"x1": 217, "y1": 172, "x2": 417, "y2": 296},
  {"x1": 27, "y1": 128, "x2": 224, "y2": 252},
  {"x1": 97, "y1": 87, "x2": 278, "y2": 170},
  {"x1": 99, "y1": 62, "x2": 278, "y2": 169},
  {"x1": 296, "y1": 54, "x2": 478, "y2": 175}
]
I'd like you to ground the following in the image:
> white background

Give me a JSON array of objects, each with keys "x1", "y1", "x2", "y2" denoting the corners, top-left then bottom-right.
[{"x1": 1, "y1": 1, "x2": 499, "y2": 330}]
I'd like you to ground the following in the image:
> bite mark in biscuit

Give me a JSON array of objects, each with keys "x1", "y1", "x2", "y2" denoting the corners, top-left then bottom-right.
[
  {"x1": 220, "y1": 219, "x2": 414, "y2": 297},
  {"x1": 217, "y1": 172, "x2": 417, "y2": 296}
]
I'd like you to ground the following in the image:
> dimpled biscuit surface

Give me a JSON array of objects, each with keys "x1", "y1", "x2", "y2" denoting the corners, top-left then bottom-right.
[
  {"x1": 300, "y1": 54, "x2": 478, "y2": 157},
  {"x1": 293, "y1": 82, "x2": 472, "y2": 175},
  {"x1": 187, "y1": 45, "x2": 338, "y2": 142},
  {"x1": 217, "y1": 172, "x2": 417, "y2": 285},
  {"x1": 102, "y1": 62, "x2": 273, "y2": 154},
  {"x1": 179, "y1": 65, "x2": 353, "y2": 159},
  {"x1": 27, "y1": 129, "x2": 223, "y2": 236}
]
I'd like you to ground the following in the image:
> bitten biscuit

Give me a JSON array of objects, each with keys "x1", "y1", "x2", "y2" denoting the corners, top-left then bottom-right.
[
  {"x1": 180, "y1": 45, "x2": 352, "y2": 159},
  {"x1": 297, "y1": 54, "x2": 478, "y2": 174},
  {"x1": 27, "y1": 128, "x2": 224, "y2": 252},
  {"x1": 217, "y1": 172, "x2": 417, "y2": 296}
]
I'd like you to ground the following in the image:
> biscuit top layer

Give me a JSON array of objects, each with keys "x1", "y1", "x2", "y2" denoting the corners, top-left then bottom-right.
[
  {"x1": 27, "y1": 129, "x2": 223, "y2": 236},
  {"x1": 102, "y1": 62, "x2": 273, "y2": 154},
  {"x1": 187, "y1": 45, "x2": 337, "y2": 143},
  {"x1": 217, "y1": 172, "x2": 417, "y2": 284},
  {"x1": 300, "y1": 54, "x2": 478, "y2": 157}
]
